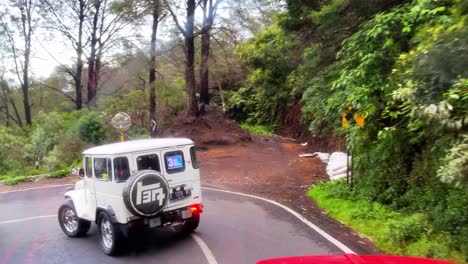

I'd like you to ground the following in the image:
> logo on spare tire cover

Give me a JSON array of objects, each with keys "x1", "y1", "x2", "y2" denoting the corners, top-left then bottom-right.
[{"x1": 123, "y1": 171, "x2": 169, "y2": 217}]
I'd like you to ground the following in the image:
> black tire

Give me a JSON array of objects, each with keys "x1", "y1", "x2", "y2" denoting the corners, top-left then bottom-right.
[
  {"x1": 98, "y1": 212, "x2": 122, "y2": 256},
  {"x1": 58, "y1": 200, "x2": 91, "y2": 237},
  {"x1": 182, "y1": 214, "x2": 200, "y2": 234}
]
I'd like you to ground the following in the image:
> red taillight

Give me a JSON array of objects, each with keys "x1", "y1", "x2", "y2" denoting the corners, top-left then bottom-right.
[{"x1": 190, "y1": 204, "x2": 203, "y2": 214}]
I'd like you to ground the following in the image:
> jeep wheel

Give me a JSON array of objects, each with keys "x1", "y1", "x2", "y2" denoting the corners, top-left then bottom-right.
[
  {"x1": 58, "y1": 200, "x2": 91, "y2": 237},
  {"x1": 98, "y1": 212, "x2": 122, "y2": 256},
  {"x1": 182, "y1": 214, "x2": 200, "y2": 234}
]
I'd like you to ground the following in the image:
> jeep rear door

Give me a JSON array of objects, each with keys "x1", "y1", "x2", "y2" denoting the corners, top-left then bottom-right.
[{"x1": 162, "y1": 148, "x2": 192, "y2": 184}]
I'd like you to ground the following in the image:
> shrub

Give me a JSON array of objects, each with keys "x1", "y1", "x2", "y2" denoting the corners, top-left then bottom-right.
[
  {"x1": 386, "y1": 214, "x2": 427, "y2": 246},
  {"x1": 78, "y1": 112, "x2": 106, "y2": 144},
  {"x1": 240, "y1": 123, "x2": 274, "y2": 135},
  {"x1": 48, "y1": 168, "x2": 69, "y2": 178},
  {"x1": 0, "y1": 127, "x2": 27, "y2": 175},
  {"x1": 309, "y1": 181, "x2": 466, "y2": 263}
]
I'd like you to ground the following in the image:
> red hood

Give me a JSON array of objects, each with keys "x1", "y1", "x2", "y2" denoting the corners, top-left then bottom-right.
[{"x1": 256, "y1": 254, "x2": 454, "y2": 264}]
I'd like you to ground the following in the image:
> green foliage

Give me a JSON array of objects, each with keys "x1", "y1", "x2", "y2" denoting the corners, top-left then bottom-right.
[
  {"x1": 237, "y1": 0, "x2": 468, "y2": 260},
  {"x1": 232, "y1": 25, "x2": 301, "y2": 124},
  {"x1": 240, "y1": 123, "x2": 274, "y2": 135},
  {"x1": 78, "y1": 112, "x2": 106, "y2": 144},
  {"x1": 437, "y1": 135, "x2": 468, "y2": 187},
  {"x1": 3, "y1": 176, "x2": 35, "y2": 186},
  {"x1": 309, "y1": 181, "x2": 465, "y2": 263},
  {"x1": 48, "y1": 168, "x2": 69, "y2": 178},
  {"x1": 0, "y1": 110, "x2": 99, "y2": 178},
  {"x1": 126, "y1": 127, "x2": 150, "y2": 140},
  {"x1": 0, "y1": 127, "x2": 27, "y2": 175}
]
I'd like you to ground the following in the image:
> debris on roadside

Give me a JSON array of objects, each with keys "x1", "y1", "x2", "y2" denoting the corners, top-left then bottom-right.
[
  {"x1": 326, "y1": 152, "x2": 350, "y2": 180},
  {"x1": 300, "y1": 151, "x2": 350, "y2": 180}
]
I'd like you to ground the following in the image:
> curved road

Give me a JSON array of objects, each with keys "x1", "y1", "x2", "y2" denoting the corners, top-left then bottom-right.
[{"x1": 0, "y1": 186, "x2": 344, "y2": 264}]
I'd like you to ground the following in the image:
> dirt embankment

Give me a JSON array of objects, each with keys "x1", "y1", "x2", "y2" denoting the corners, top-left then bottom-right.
[{"x1": 159, "y1": 106, "x2": 251, "y2": 147}]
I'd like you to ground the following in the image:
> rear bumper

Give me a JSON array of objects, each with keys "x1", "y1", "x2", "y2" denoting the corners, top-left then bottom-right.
[{"x1": 119, "y1": 204, "x2": 203, "y2": 237}]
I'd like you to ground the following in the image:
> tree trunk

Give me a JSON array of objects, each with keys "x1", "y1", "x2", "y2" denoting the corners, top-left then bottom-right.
[
  {"x1": 199, "y1": 23, "x2": 210, "y2": 105},
  {"x1": 75, "y1": 0, "x2": 86, "y2": 110},
  {"x1": 199, "y1": 0, "x2": 212, "y2": 106},
  {"x1": 185, "y1": 0, "x2": 199, "y2": 117},
  {"x1": 22, "y1": 78, "x2": 31, "y2": 126},
  {"x1": 95, "y1": 0, "x2": 106, "y2": 94},
  {"x1": 87, "y1": 0, "x2": 101, "y2": 108},
  {"x1": 5, "y1": 106, "x2": 10, "y2": 127},
  {"x1": 217, "y1": 81, "x2": 225, "y2": 113},
  {"x1": 21, "y1": 2, "x2": 32, "y2": 126},
  {"x1": 10, "y1": 98, "x2": 23, "y2": 127},
  {"x1": 149, "y1": 0, "x2": 160, "y2": 136}
]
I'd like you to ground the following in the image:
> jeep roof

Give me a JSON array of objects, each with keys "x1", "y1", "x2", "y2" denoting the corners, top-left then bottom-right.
[{"x1": 82, "y1": 138, "x2": 194, "y2": 155}]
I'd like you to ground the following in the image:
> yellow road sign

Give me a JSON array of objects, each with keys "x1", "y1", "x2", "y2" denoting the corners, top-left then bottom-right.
[{"x1": 342, "y1": 106, "x2": 365, "y2": 128}]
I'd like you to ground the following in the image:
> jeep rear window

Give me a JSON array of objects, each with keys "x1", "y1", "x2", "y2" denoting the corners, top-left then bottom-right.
[
  {"x1": 136, "y1": 154, "x2": 161, "y2": 172},
  {"x1": 164, "y1": 151, "x2": 185, "y2": 174},
  {"x1": 114, "y1": 157, "x2": 130, "y2": 182},
  {"x1": 190, "y1": 147, "x2": 199, "y2": 169}
]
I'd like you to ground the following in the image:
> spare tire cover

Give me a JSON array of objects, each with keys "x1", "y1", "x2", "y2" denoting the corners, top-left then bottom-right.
[{"x1": 123, "y1": 170, "x2": 169, "y2": 217}]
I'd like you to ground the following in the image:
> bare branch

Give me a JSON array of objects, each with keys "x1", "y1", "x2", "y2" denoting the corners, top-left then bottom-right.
[
  {"x1": 39, "y1": 83, "x2": 76, "y2": 103},
  {"x1": 0, "y1": 16, "x2": 24, "y2": 87},
  {"x1": 163, "y1": 0, "x2": 188, "y2": 37}
]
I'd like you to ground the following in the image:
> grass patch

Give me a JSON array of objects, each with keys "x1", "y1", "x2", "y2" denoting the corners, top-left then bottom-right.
[
  {"x1": 240, "y1": 123, "x2": 274, "y2": 135},
  {"x1": 2, "y1": 176, "x2": 35, "y2": 185},
  {"x1": 308, "y1": 180, "x2": 465, "y2": 263}
]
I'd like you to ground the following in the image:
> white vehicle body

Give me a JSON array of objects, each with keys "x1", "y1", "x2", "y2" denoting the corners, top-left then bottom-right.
[
  {"x1": 58, "y1": 138, "x2": 203, "y2": 256},
  {"x1": 65, "y1": 138, "x2": 202, "y2": 224}
]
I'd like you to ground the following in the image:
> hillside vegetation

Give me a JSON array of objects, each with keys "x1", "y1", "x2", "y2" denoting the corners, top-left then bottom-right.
[{"x1": 228, "y1": 0, "x2": 467, "y2": 262}]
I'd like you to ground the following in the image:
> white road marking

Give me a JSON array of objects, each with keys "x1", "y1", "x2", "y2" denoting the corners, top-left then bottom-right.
[
  {"x1": 202, "y1": 187, "x2": 356, "y2": 254},
  {"x1": 0, "y1": 183, "x2": 354, "y2": 255},
  {"x1": 0, "y1": 215, "x2": 57, "y2": 225},
  {"x1": 191, "y1": 233, "x2": 219, "y2": 264},
  {"x1": 0, "y1": 184, "x2": 73, "y2": 194}
]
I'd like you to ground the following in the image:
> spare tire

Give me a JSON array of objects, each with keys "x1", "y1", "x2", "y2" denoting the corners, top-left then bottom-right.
[{"x1": 123, "y1": 170, "x2": 169, "y2": 217}]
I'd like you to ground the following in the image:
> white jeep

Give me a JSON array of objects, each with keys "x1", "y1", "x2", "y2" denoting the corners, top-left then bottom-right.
[{"x1": 58, "y1": 138, "x2": 203, "y2": 255}]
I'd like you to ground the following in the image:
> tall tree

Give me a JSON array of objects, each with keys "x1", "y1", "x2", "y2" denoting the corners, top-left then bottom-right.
[
  {"x1": 199, "y1": 0, "x2": 221, "y2": 106},
  {"x1": 164, "y1": 0, "x2": 199, "y2": 117},
  {"x1": 86, "y1": 0, "x2": 135, "y2": 108},
  {"x1": 41, "y1": 0, "x2": 89, "y2": 110},
  {"x1": 148, "y1": 0, "x2": 165, "y2": 136},
  {"x1": 0, "y1": 0, "x2": 39, "y2": 126},
  {"x1": 87, "y1": 0, "x2": 101, "y2": 108}
]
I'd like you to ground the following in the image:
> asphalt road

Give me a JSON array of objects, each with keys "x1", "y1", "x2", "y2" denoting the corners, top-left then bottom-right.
[{"x1": 0, "y1": 185, "x2": 343, "y2": 264}]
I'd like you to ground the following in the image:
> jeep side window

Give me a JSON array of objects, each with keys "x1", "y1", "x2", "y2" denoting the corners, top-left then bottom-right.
[
  {"x1": 136, "y1": 154, "x2": 161, "y2": 172},
  {"x1": 114, "y1": 157, "x2": 130, "y2": 182},
  {"x1": 190, "y1": 147, "x2": 199, "y2": 169},
  {"x1": 85, "y1": 157, "x2": 92, "y2": 178},
  {"x1": 94, "y1": 158, "x2": 110, "y2": 181}
]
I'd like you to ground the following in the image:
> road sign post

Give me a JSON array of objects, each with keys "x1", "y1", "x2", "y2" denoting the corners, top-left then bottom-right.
[
  {"x1": 111, "y1": 112, "x2": 132, "y2": 142},
  {"x1": 342, "y1": 106, "x2": 365, "y2": 189}
]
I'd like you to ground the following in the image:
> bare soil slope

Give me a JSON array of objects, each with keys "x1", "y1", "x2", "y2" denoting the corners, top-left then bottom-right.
[{"x1": 159, "y1": 106, "x2": 251, "y2": 147}]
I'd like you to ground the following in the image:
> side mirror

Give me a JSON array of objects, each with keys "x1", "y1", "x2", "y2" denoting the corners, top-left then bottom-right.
[{"x1": 79, "y1": 168, "x2": 85, "y2": 178}]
